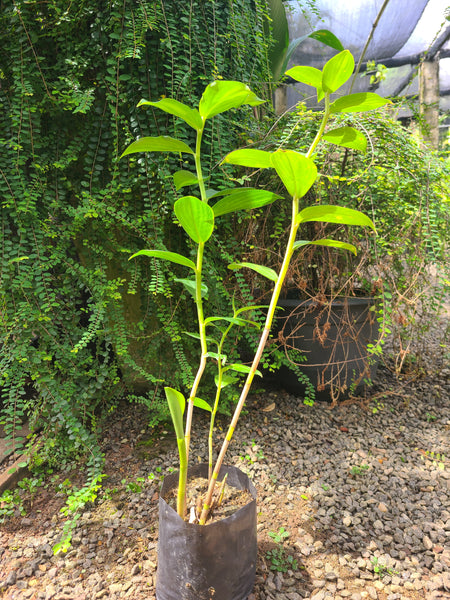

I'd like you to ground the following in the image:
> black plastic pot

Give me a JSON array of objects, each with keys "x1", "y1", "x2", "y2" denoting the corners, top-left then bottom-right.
[
  {"x1": 156, "y1": 463, "x2": 257, "y2": 600},
  {"x1": 275, "y1": 296, "x2": 380, "y2": 400}
]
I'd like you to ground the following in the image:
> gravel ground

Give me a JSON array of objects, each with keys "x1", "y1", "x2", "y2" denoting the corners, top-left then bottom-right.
[{"x1": 0, "y1": 318, "x2": 448, "y2": 600}]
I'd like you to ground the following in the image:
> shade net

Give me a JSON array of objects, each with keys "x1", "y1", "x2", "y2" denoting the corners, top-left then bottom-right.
[{"x1": 285, "y1": 0, "x2": 450, "y2": 110}]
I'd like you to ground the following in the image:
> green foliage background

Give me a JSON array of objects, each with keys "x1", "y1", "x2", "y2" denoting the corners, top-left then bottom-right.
[{"x1": 0, "y1": 0, "x2": 275, "y2": 471}]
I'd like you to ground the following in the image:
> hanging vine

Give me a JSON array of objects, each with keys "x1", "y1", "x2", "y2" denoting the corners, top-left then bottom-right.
[{"x1": 0, "y1": 0, "x2": 275, "y2": 544}]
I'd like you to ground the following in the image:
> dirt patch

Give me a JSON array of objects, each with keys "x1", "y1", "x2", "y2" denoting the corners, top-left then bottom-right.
[{"x1": 165, "y1": 475, "x2": 253, "y2": 524}]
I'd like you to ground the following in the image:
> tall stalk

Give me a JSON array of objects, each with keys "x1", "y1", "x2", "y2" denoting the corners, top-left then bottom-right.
[
  {"x1": 182, "y1": 124, "x2": 210, "y2": 502},
  {"x1": 199, "y1": 102, "x2": 332, "y2": 525}
]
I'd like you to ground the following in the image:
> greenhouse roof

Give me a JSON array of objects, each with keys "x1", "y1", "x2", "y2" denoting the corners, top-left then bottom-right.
[{"x1": 286, "y1": 0, "x2": 450, "y2": 110}]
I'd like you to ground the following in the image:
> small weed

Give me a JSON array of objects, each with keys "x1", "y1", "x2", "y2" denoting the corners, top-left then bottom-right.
[
  {"x1": 350, "y1": 464, "x2": 370, "y2": 476},
  {"x1": 0, "y1": 489, "x2": 26, "y2": 522},
  {"x1": 425, "y1": 412, "x2": 437, "y2": 423},
  {"x1": 370, "y1": 397, "x2": 385, "y2": 414},
  {"x1": 17, "y1": 476, "x2": 44, "y2": 507},
  {"x1": 421, "y1": 449, "x2": 446, "y2": 470},
  {"x1": 239, "y1": 445, "x2": 264, "y2": 464},
  {"x1": 321, "y1": 484, "x2": 330, "y2": 491},
  {"x1": 102, "y1": 487, "x2": 119, "y2": 500},
  {"x1": 266, "y1": 528, "x2": 298, "y2": 573},
  {"x1": 122, "y1": 477, "x2": 145, "y2": 493},
  {"x1": 371, "y1": 556, "x2": 398, "y2": 578},
  {"x1": 266, "y1": 547, "x2": 298, "y2": 572},
  {"x1": 0, "y1": 475, "x2": 46, "y2": 523},
  {"x1": 268, "y1": 527, "x2": 290, "y2": 544}
]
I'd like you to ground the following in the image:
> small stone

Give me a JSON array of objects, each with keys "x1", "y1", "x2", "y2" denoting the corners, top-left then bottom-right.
[
  {"x1": 343, "y1": 516, "x2": 352, "y2": 527},
  {"x1": 366, "y1": 586, "x2": 378, "y2": 599},
  {"x1": 286, "y1": 593, "x2": 303, "y2": 600},
  {"x1": 377, "y1": 503, "x2": 388, "y2": 513},
  {"x1": 423, "y1": 535, "x2": 433, "y2": 550},
  {"x1": 45, "y1": 584, "x2": 57, "y2": 600},
  {"x1": 4, "y1": 571, "x2": 17, "y2": 587},
  {"x1": 16, "y1": 580, "x2": 28, "y2": 590}
]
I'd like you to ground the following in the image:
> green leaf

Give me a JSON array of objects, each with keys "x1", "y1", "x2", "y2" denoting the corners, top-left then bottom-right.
[
  {"x1": 205, "y1": 351, "x2": 227, "y2": 364},
  {"x1": 192, "y1": 397, "x2": 212, "y2": 412},
  {"x1": 183, "y1": 331, "x2": 217, "y2": 344},
  {"x1": 266, "y1": 0, "x2": 290, "y2": 80},
  {"x1": 309, "y1": 30, "x2": 344, "y2": 51},
  {"x1": 164, "y1": 387, "x2": 185, "y2": 440},
  {"x1": 279, "y1": 30, "x2": 343, "y2": 80},
  {"x1": 137, "y1": 98, "x2": 203, "y2": 130},
  {"x1": 293, "y1": 238, "x2": 358, "y2": 255},
  {"x1": 120, "y1": 136, "x2": 194, "y2": 157},
  {"x1": 330, "y1": 93, "x2": 390, "y2": 114},
  {"x1": 234, "y1": 304, "x2": 267, "y2": 316},
  {"x1": 296, "y1": 205, "x2": 376, "y2": 231},
  {"x1": 270, "y1": 150, "x2": 317, "y2": 199},
  {"x1": 322, "y1": 127, "x2": 367, "y2": 152},
  {"x1": 322, "y1": 50, "x2": 355, "y2": 93},
  {"x1": 8, "y1": 256, "x2": 30, "y2": 264},
  {"x1": 285, "y1": 66, "x2": 323, "y2": 90},
  {"x1": 174, "y1": 196, "x2": 215, "y2": 243},
  {"x1": 223, "y1": 148, "x2": 273, "y2": 169},
  {"x1": 173, "y1": 170, "x2": 199, "y2": 190},
  {"x1": 211, "y1": 188, "x2": 281, "y2": 217},
  {"x1": 174, "y1": 278, "x2": 208, "y2": 298},
  {"x1": 285, "y1": 65, "x2": 324, "y2": 101},
  {"x1": 204, "y1": 316, "x2": 254, "y2": 327},
  {"x1": 226, "y1": 363, "x2": 262, "y2": 377},
  {"x1": 199, "y1": 81, "x2": 264, "y2": 119},
  {"x1": 215, "y1": 373, "x2": 237, "y2": 389},
  {"x1": 129, "y1": 249, "x2": 196, "y2": 271},
  {"x1": 228, "y1": 262, "x2": 278, "y2": 282}
]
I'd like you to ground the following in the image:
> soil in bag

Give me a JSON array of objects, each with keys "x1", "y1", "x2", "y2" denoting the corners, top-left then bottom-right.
[{"x1": 156, "y1": 463, "x2": 257, "y2": 600}]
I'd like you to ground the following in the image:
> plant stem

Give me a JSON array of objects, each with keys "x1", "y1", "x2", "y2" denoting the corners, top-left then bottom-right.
[
  {"x1": 181, "y1": 126, "x2": 209, "y2": 511},
  {"x1": 184, "y1": 126, "x2": 209, "y2": 462},
  {"x1": 176, "y1": 436, "x2": 188, "y2": 517},
  {"x1": 307, "y1": 93, "x2": 330, "y2": 158},
  {"x1": 209, "y1": 362, "x2": 222, "y2": 480},
  {"x1": 207, "y1": 323, "x2": 232, "y2": 480},
  {"x1": 199, "y1": 102, "x2": 334, "y2": 524},
  {"x1": 199, "y1": 196, "x2": 300, "y2": 524}
]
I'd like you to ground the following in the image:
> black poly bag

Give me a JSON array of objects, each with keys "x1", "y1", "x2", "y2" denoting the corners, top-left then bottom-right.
[{"x1": 156, "y1": 463, "x2": 257, "y2": 600}]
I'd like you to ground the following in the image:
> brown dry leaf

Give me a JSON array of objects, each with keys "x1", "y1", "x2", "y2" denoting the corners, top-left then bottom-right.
[{"x1": 262, "y1": 402, "x2": 275, "y2": 412}]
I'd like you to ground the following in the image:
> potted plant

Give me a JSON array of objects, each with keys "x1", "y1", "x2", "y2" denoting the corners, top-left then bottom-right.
[{"x1": 121, "y1": 48, "x2": 387, "y2": 600}]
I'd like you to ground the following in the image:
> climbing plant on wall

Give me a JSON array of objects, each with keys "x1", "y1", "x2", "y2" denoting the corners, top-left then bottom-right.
[{"x1": 0, "y1": 0, "x2": 275, "y2": 510}]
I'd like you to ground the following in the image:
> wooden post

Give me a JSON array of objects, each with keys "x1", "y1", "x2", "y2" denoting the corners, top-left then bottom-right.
[
  {"x1": 274, "y1": 84, "x2": 287, "y2": 115},
  {"x1": 419, "y1": 58, "x2": 440, "y2": 149}
]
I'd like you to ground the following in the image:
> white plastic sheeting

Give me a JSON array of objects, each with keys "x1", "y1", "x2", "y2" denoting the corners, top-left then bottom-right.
[{"x1": 285, "y1": 0, "x2": 450, "y2": 109}]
